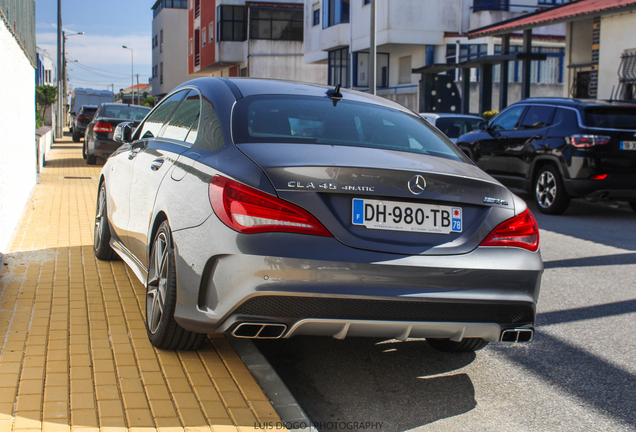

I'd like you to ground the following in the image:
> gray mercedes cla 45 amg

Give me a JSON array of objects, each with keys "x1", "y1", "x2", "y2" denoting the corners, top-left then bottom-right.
[{"x1": 94, "y1": 78, "x2": 543, "y2": 353}]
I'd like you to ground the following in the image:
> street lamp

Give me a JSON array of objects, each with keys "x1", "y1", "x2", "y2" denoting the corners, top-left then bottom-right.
[{"x1": 122, "y1": 46, "x2": 135, "y2": 104}]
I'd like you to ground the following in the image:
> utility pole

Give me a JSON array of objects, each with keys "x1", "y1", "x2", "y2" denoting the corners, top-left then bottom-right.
[
  {"x1": 136, "y1": 74, "x2": 140, "y2": 105},
  {"x1": 56, "y1": 0, "x2": 63, "y2": 137},
  {"x1": 369, "y1": 0, "x2": 376, "y2": 95}
]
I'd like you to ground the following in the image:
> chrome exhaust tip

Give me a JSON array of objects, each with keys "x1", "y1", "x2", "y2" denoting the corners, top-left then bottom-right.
[
  {"x1": 500, "y1": 328, "x2": 533, "y2": 343},
  {"x1": 232, "y1": 323, "x2": 287, "y2": 339}
]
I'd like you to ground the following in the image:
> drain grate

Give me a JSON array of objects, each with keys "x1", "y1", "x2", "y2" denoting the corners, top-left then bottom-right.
[{"x1": 63, "y1": 176, "x2": 92, "y2": 180}]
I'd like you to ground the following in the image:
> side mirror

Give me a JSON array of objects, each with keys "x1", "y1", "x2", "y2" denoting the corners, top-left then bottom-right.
[
  {"x1": 114, "y1": 122, "x2": 134, "y2": 144},
  {"x1": 478, "y1": 121, "x2": 488, "y2": 131}
]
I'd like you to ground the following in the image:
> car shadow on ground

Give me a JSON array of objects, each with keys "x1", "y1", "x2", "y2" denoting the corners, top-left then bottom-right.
[
  {"x1": 521, "y1": 194, "x2": 636, "y2": 251},
  {"x1": 255, "y1": 337, "x2": 477, "y2": 432}
]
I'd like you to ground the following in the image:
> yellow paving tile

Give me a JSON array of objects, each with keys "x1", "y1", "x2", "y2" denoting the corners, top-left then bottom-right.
[{"x1": 0, "y1": 135, "x2": 285, "y2": 432}]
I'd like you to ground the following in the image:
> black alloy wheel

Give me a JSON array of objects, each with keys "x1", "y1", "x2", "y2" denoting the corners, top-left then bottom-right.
[
  {"x1": 146, "y1": 221, "x2": 207, "y2": 350},
  {"x1": 534, "y1": 165, "x2": 570, "y2": 215},
  {"x1": 426, "y1": 337, "x2": 489, "y2": 353},
  {"x1": 94, "y1": 184, "x2": 116, "y2": 260}
]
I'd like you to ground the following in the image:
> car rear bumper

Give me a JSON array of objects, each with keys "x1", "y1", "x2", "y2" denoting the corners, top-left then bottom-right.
[
  {"x1": 564, "y1": 177, "x2": 636, "y2": 200},
  {"x1": 87, "y1": 139, "x2": 120, "y2": 156},
  {"x1": 170, "y1": 217, "x2": 543, "y2": 341}
]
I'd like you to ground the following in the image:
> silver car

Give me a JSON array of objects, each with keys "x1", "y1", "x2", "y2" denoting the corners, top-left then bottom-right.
[{"x1": 95, "y1": 78, "x2": 542, "y2": 353}]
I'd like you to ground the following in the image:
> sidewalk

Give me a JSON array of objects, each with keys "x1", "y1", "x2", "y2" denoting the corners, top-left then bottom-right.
[{"x1": 0, "y1": 135, "x2": 282, "y2": 432}]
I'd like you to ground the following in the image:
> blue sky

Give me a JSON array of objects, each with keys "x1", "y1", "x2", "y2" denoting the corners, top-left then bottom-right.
[{"x1": 36, "y1": 0, "x2": 154, "y2": 94}]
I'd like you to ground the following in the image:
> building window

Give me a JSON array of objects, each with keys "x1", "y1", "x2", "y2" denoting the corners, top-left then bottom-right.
[
  {"x1": 313, "y1": 8, "x2": 320, "y2": 26},
  {"x1": 189, "y1": 38, "x2": 193, "y2": 55},
  {"x1": 353, "y1": 52, "x2": 388, "y2": 88},
  {"x1": 323, "y1": 0, "x2": 349, "y2": 29},
  {"x1": 160, "y1": 62, "x2": 164, "y2": 84},
  {"x1": 363, "y1": 0, "x2": 371, "y2": 4},
  {"x1": 249, "y1": 7, "x2": 303, "y2": 41},
  {"x1": 209, "y1": 22, "x2": 214, "y2": 42},
  {"x1": 473, "y1": 0, "x2": 509, "y2": 13},
  {"x1": 398, "y1": 55, "x2": 411, "y2": 84},
  {"x1": 202, "y1": 27, "x2": 207, "y2": 46},
  {"x1": 538, "y1": 0, "x2": 570, "y2": 5},
  {"x1": 494, "y1": 45, "x2": 565, "y2": 84},
  {"x1": 219, "y1": 5, "x2": 246, "y2": 41},
  {"x1": 328, "y1": 47, "x2": 350, "y2": 88},
  {"x1": 160, "y1": 30, "x2": 163, "y2": 52}
]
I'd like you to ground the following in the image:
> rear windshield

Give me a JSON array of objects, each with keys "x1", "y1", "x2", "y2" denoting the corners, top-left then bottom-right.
[
  {"x1": 101, "y1": 105, "x2": 150, "y2": 121},
  {"x1": 435, "y1": 117, "x2": 482, "y2": 138},
  {"x1": 585, "y1": 107, "x2": 636, "y2": 130},
  {"x1": 232, "y1": 96, "x2": 468, "y2": 162},
  {"x1": 79, "y1": 108, "x2": 97, "y2": 115}
]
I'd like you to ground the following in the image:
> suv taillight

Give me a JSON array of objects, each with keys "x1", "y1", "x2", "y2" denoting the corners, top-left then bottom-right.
[
  {"x1": 209, "y1": 175, "x2": 332, "y2": 237},
  {"x1": 93, "y1": 122, "x2": 113, "y2": 133},
  {"x1": 77, "y1": 115, "x2": 91, "y2": 121},
  {"x1": 570, "y1": 135, "x2": 611, "y2": 148},
  {"x1": 480, "y1": 209, "x2": 539, "y2": 252}
]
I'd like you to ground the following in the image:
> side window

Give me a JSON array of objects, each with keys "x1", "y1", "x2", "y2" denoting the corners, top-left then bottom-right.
[
  {"x1": 136, "y1": 91, "x2": 187, "y2": 139},
  {"x1": 491, "y1": 106, "x2": 526, "y2": 131},
  {"x1": 520, "y1": 106, "x2": 555, "y2": 129},
  {"x1": 191, "y1": 95, "x2": 224, "y2": 151},
  {"x1": 552, "y1": 108, "x2": 579, "y2": 127},
  {"x1": 161, "y1": 90, "x2": 201, "y2": 143}
]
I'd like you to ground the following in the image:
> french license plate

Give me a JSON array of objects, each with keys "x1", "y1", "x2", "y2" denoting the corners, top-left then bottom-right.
[
  {"x1": 352, "y1": 199, "x2": 462, "y2": 234},
  {"x1": 620, "y1": 141, "x2": 636, "y2": 150}
]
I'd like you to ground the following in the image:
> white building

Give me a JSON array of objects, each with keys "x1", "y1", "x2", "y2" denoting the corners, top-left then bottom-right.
[
  {"x1": 152, "y1": 0, "x2": 191, "y2": 100},
  {"x1": 0, "y1": 1, "x2": 37, "y2": 253},
  {"x1": 468, "y1": 0, "x2": 636, "y2": 101},
  {"x1": 304, "y1": 0, "x2": 570, "y2": 112},
  {"x1": 36, "y1": 46, "x2": 55, "y2": 86}
]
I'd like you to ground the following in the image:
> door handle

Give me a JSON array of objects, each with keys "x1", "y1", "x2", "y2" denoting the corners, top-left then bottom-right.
[
  {"x1": 150, "y1": 159, "x2": 164, "y2": 171},
  {"x1": 128, "y1": 149, "x2": 141, "y2": 160}
]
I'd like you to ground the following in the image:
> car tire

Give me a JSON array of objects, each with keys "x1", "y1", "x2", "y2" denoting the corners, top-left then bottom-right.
[
  {"x1": 94, "y1": 183, "x2": 117, "y2": 261},
  {"x1": 82, "y1": 140, "x2": 87, "y2": 160},
  {"x1": 426, "y1": 337, "x2": 489, "y2": 353},
  {"x1": 534, "y1": 165, "x2": 570, "y2": 215},
  {"x1": 72, "y1": 131, "x2": 81, "y2": 142},
  {"x1": 86, "y1": 153, "x2": 97, "y2": 165},
  {"x1": 146, "y1": 221, "x2": 207, "y2": 350}
]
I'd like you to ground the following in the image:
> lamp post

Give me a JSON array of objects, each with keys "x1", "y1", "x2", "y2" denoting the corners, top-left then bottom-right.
[
  {"x1": 122, "y1": 46, "x2": 134, "y2": 104},
  {"x1": 62, "y1": 31, "x2": 83, "y2": 127}
]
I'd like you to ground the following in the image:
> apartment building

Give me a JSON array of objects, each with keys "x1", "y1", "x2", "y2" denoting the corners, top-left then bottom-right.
[
  {"x1": 304, "y1": 0, "x2": 570, "y2": 112},
  {"x1": 36, "y1": 47, "x2": 54, "y2": 86},
  {"x1": 187, "y1": 0, "x2": 326, "y2": 83},
  {"x1": 152, "y1": 0, "x2": 191, "y2": 100}
]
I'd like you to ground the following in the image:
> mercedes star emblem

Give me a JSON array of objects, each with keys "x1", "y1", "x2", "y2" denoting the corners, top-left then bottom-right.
[{"x1": 408, "y1": 175, "x2": 426, "y2": 195}]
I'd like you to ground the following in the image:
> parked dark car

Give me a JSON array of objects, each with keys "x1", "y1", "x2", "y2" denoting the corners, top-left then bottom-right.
[
  {"x1": 72, "y1": 105, "x2": 98, "y2": 142},
  {"x1": 94, "y1": 78, "x2": 542, "y2": 353},
  {"x1": 456, "y1": 98, "x2": 636, "y2": 214},
  {"x1": 83, "y1": 103, "x2": 151, "y2": 165}
]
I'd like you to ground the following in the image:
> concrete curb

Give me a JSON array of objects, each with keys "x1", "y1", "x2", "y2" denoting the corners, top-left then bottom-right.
[{"x1": 228, "y1": 336, "x2": 318, "y2": 432}]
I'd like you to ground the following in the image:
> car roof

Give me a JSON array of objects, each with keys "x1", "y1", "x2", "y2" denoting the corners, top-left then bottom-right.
[
  {"x1": 99, "y1": 103, "x2": 149, "y2": 108},
  {"x1": 510, "y1": 98, "x2": 636, "y2": 109},
  {"x1": 223, "y1": 78, "x2": 416, "y2": 115}
]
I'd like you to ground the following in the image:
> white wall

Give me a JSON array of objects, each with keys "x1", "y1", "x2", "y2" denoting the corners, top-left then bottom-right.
[
  {"x1": 0, "y1": 20, "x2": 37, "y2": 253},
  {"x1": 248, "y1": 40, "x2": 327, "y2": 84},
  {"x1": 598, "y1": 11, "x2": 636, "y2": 99},
  {"x1": 152, "y1": 8, "x2": 190, "y2": 97}
]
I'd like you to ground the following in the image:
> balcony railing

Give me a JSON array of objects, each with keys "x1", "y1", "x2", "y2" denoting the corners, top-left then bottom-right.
[
  {"x1": 473, "y1": 0, "x2": 509, "y2": 12},
  {"x1": 194, "y1": 53, "x2": 200, "y2": 67},
  {"x1": 195, "y1": 4, "x2": 200, "y2": 18}
]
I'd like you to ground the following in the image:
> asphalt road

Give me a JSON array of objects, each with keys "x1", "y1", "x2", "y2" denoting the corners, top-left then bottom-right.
[{"x1": 255, "y1": 197, "x2": 636, "y2": 432}]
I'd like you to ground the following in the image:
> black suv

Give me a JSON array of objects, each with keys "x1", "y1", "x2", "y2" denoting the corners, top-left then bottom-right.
[
  {"x1": 72, "y1": 105, "x2": 98, "y2": 142},
  {"x1": 456, "y1": 98, "x2": 636, "y2": 214}
]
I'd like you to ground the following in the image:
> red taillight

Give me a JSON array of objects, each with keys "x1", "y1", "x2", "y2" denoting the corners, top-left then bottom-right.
[
  {"x1": 480, "y1": 209, "x2": 539, "y2": 252},
  {"x1": 590, "y1": 174, "x2": 608, "y2": 180},
  {"x1": 77, "y1": 115, "x2": 91, "y2": 120},
  {"x1": 209, "y1": 175, "x2": 332, "y2": 237},
  {"x1": 93, "y1": 122, "x2": 113, "y2": 133},
  {"x1": 570, "y1": 135, "x2": 611, "y2": 148}
]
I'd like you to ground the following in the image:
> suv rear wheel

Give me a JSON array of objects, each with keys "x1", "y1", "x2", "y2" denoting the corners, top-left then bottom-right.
[{"x1": 534, "y1": 165, "x2": 570, "y2": 215}]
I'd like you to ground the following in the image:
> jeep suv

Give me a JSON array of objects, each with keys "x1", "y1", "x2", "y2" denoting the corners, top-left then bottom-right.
[{"x1": 456, "y1": 98, "x2": 636, "y2": 214}]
